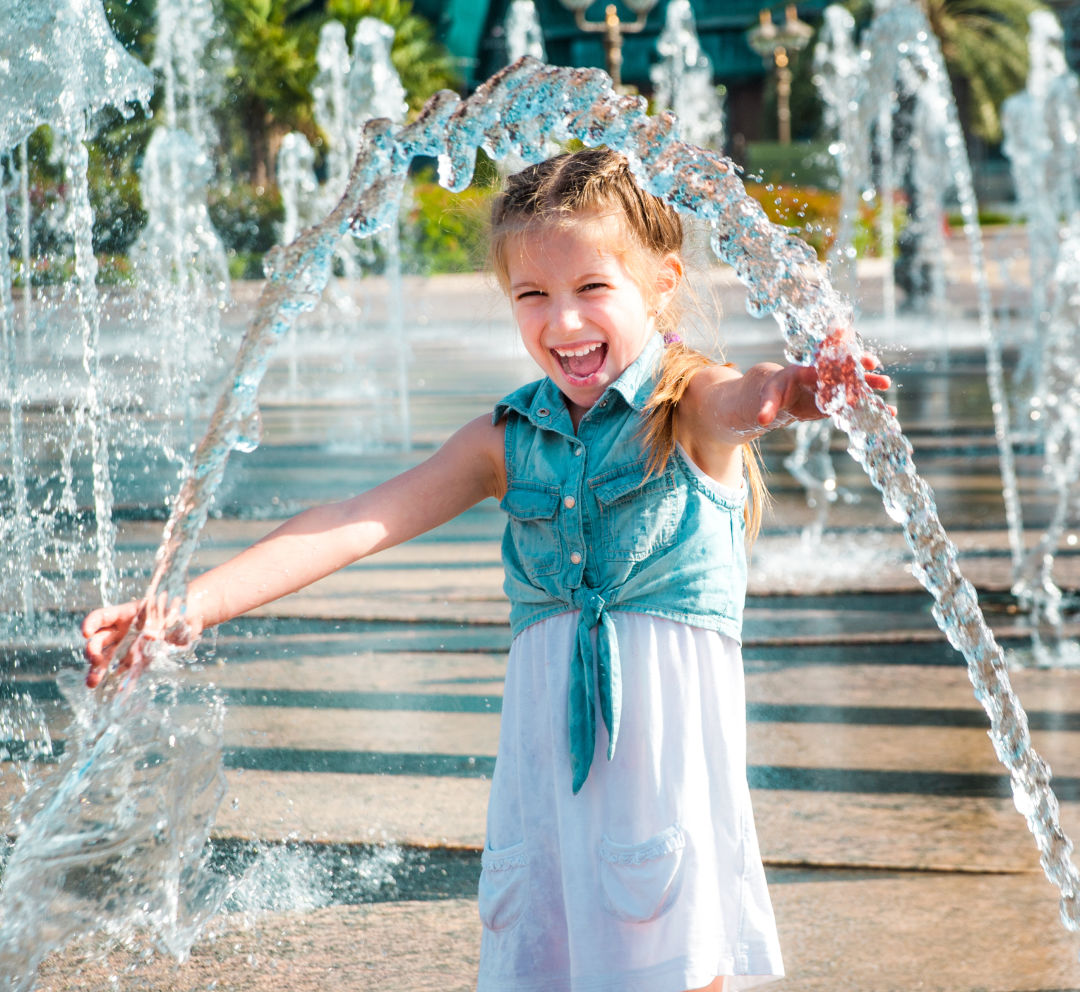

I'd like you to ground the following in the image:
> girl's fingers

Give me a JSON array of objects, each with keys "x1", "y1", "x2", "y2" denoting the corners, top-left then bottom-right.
[
  {"x1": 757, "y1": 383, "x2": 783, "y2": 425},
  {"x1": 857, "y1": 353, "x2": 892, "y2": 391},
  {"x1": 86, "y1": 628, "x2": 118, "y2": 658},
  {"x1": 82, "y1": 604, "x2": 122, "y2": 638}
]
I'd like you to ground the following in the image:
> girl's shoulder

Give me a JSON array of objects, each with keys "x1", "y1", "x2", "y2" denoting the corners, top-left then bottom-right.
[
  {"x1": 674, "y1": 364, "x2": 746, "y2": 489},
  {"x1": 678, "y1": 361, "x2": 743, "y2": 426}
]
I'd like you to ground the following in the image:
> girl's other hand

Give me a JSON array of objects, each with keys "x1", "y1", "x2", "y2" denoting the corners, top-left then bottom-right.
[
  {"x1": 82, "y1": 594, "x2": 200, "y2": 688},
  {"x1": 757, "y1": 352, "x2": 892, "y2": 427}
]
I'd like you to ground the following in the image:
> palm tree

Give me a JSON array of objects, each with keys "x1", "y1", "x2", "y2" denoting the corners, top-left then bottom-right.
[
  {"x1": 923, "y1": 0, "x2": 1044, "y2": 141},
  {"x1": 216, "y1": 0, "x2": 459, "y2": 186},
  {"x1": 217, "y1": 0, "x2": 325, "y2": 187},
  {"x1": 844, "y1": 0, "x2": 1047, "y2": 142}
]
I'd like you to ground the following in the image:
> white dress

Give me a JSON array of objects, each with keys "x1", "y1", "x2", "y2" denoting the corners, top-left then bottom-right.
[{"x1": 477, "y1": 468, "x2": 784, "y2": 992}]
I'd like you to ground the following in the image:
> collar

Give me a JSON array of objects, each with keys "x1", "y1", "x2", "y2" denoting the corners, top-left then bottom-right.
[{"x1": 493, "y1": 333, "x2": 664, "y2": 430}]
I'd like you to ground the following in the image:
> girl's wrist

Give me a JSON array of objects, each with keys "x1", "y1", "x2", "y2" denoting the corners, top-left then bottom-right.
[{"x1": 727, "y1": 409, "x2": 797, "y2": 439}]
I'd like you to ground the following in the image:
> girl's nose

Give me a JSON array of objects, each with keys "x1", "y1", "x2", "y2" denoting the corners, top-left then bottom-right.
[{"x1": 551, "y1": 300, "x2": 584, "y2": 333}]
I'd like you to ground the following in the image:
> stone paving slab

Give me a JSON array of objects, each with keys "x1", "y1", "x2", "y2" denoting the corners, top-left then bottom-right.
[
  {"x1": 32, "y1": 871, "x2": 1080, "y2": 992},
  {"x1": 211, "y1": 770, "x2": 491, "y2": 848},
  {"x1": 179, "y1": 705, "x2": 1080, "y2": 786},
  {"x1": 207, "y1": 765, "x2": 1076, "y2": 875},
  {"x1": 752, "y1": 790, "x2": 1078, "y2": 874}
]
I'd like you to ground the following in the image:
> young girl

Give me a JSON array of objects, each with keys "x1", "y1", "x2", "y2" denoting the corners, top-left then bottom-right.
[{"x1": 84, "y1": 148, "x2": 889, "y2": 992}]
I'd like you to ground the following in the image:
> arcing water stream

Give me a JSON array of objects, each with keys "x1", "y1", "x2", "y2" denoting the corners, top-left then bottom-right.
[{"x1": 1, "y1": 52, "x2": 1078, "y2": 988}]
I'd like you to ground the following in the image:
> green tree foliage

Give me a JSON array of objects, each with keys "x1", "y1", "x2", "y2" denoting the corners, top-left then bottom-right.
[
  {"x1": 102, "y1": 0, "x2": 158, "y2": 63},
  {"x1": 923, "y1": 0, "x2": 1043, "y2": 141},
  {"x1": 216, "y1": 0, "x2": 325, "y2": 186},
  {"x1": 844, "y1": 0, "x2": 1046, "y2": 142},
  {"x1": 323, "y1": 0, "x2": 460, "y2": 113},
  {"x1": 216, "y1": 0, "x2": 459, "y2": 186}
]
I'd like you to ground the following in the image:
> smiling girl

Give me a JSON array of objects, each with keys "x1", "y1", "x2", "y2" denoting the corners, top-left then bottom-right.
[{"x1": 84, "y1": 147, "x2": 889, "y2": 991}]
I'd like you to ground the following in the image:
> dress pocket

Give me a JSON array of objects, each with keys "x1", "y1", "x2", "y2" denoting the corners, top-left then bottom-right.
[
  {"x1": 478, "y1": 841, "x2": 530, "y2": 932},
  {"x1": 598, "y1": 824, "x2": 686, "y2": 924}
]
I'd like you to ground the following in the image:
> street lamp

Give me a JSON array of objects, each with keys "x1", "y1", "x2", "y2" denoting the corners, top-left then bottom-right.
[
  {"x1": 747, "y1": 4, "x2": 814, "y2": 144},
  {"x1": 556, "y1": 0, "x2": 660, "y2": 92}
]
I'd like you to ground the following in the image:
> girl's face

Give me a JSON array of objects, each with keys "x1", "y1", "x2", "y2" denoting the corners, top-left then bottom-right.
[{"x1": 505, "y1": 214, "x2": 680, "y2": 426}]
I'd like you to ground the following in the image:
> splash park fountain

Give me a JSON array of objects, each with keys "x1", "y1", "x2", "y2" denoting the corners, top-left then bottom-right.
[{"x1": 2, "y1": 3, "x2": 1080, "y2": 991}]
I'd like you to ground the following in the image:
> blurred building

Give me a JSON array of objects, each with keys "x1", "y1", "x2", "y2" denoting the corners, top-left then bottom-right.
[
  {"x1": 412, "y1": 0, "x2": 1080, "y2": 195},
  {"x1": 412, "y1": 0, "x2": 831, "y2": 149}
]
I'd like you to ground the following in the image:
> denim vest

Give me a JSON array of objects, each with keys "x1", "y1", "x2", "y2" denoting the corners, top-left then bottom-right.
[{"x1": 493, "y1": 334, "x2": 748, "y2": 793}]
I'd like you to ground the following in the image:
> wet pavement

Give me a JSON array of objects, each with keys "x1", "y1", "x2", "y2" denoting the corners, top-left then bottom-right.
[{"x1": 9, "y1": 245, "x2": 1080, "y2": 990}]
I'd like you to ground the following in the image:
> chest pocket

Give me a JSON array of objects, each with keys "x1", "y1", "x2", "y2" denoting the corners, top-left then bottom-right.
[
  {"x1": 590, "y1": 460, "x2": 683, "y2": 563},
  {"x1": 501, "y1": 481, "x2": 562, "y2": 579}
]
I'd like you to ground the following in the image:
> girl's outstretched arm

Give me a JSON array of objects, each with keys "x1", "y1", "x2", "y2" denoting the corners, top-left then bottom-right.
[
  {"x1": 675, "y1": 353, "x2": 891, "y2": 487},
  {"x1": 83, "y1": 415, "x2": 506, "y2": 686}
]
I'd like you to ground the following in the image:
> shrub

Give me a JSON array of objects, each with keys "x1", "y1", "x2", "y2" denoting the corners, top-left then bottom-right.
[
  {"x1": 743, "y1": 141, "x2": 839, "y2": 190},
  {"x1": 404, "y1": 170, "x2": 496, "y2": 274},
  {"x1": 208, "y1": 182, "x2": 284, "y2": 257},
  {"x1": 743, "y1": 182, "x2": 910, "y2": 260}
]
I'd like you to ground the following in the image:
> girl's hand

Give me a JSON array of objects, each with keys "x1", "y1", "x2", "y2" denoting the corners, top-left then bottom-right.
[
  {"x1": 83, "y1": 594, "x2": 200, "y2": 688},
  {"x1": 757, "y1": 353, "x2": 892, "y2": 428}
]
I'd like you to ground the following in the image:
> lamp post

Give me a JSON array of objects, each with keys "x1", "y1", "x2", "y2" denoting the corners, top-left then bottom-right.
[
  {"x1": 747, "y1": 4, "x2": 813, "y2": 144},
  {"x1": 556, "y1": 0, "x2": 660, "y2": 92}
]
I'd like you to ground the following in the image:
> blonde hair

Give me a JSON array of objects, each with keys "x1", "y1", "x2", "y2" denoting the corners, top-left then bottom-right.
[{"x1": 490, "y1": 147, "x2": 767, "y2": 541}]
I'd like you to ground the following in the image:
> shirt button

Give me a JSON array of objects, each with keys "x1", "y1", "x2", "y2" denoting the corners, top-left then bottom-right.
[
  {"x1": 536, "y1": 407, "x2": 550, "y2": 418},
  {"x1": 573, "y1": 447, "x2": 582, "y2": 456},
  {"x1": 563, "y1": 496, "x2": 576, "y2": 509},
  {"x1": 570, "y1": 551, "x2": 582, "y2": 565}
]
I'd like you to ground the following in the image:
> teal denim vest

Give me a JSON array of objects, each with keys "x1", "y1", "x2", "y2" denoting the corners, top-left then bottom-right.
[{"x1": 493, "y1": 334, "x2": 748, "y2": 793}]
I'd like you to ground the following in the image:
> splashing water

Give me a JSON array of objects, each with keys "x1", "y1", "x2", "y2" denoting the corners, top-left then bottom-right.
[
  {"x1": 505, "y1": 0, "x2": 547, "y2": 63},
  {"x1": 5, "y1": 54, "x2": 1080, "y2": 986},
  {"x1": 308, "y1": 17, "x2": 411, "y2": 448},
  {"x1": 0, "y1": 0, "x2": 153, "y2": 616},
  {"x1": 0, "y1": 668, "x2": 230, "y2": 988},
  {"x1": 1009, "y1": 218, "x2": 1080, "y2": 666},
  {"x1": 1001, "y1": 11, "x2": 1080, "y2": 659},
  {"x1": 813, "y1": 4, "x2": 861, "y2": 296},
  {"x1": 775, "y1": 4, "x2": 864, "y2": 544},
  {"x1": 1002, "y1": 10, "x2": 1080, "y2": 403},
  {"x1": 846, "y1": 0, "x2": 1025, "y2": 576},
  {"x1": 133, "y1": 0, "x2": 230, "y2": 451},
  {"x1": 650, "y1": 0, "x2": 725, "y2": 152},
  {"x1": 0, "y1": 0, "x2": 152, "y2": 151}
]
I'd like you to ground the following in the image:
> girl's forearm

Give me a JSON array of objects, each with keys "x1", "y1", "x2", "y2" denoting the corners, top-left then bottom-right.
[
  {"x1": 184, "y1": 499, "x2": 386, "y2": 630},
  {"x1": 181, "y1": 415, "x2": 505, "y2": 631}
]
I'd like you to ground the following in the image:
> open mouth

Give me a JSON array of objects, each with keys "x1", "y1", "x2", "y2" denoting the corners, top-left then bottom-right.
[{"x1": 553, "y1": 342, "x2": 607, "y2": 382}]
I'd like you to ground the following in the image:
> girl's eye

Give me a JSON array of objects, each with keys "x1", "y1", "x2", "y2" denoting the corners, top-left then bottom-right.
[
  {"x1": 580, "y1": 282, "x2": 607, "y2": 292},
  {"x1": 515, "y1": 289, "x2": 544, "y2": 300}
]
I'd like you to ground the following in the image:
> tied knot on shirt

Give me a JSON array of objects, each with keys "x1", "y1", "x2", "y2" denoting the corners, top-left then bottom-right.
[{"x1": 568, "y1": 589, "x2": 622, "y2": 794}]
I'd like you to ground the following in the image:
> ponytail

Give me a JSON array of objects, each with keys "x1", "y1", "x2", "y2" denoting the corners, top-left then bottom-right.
[{"x1": 642, "y1": 342, "x2": 769, "y2": 544}]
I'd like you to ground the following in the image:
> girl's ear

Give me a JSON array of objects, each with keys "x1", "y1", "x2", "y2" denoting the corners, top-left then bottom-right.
[{"x1": 653, "y1": 252, "x2": 684, "y2": 312}]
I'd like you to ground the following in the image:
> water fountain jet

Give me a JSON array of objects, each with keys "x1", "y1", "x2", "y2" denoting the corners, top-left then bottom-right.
[
  {"x1": 2, "y1": 35, "x2": 1080, "y2": 989},
  {"x1": 0, "y1": 0, "x2": 152, "y2": 625},
  {"x1": 1000, "y1": 10, "x2": 1080, "y2": 663},
  {"x1": 103, "y1": 56, "x2": 1080, "y2": 951}
]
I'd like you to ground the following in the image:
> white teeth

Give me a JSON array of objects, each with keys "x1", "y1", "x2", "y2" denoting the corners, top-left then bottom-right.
[{"x1": 553, "y1": 342, "x2": 603, "y2": 357}]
